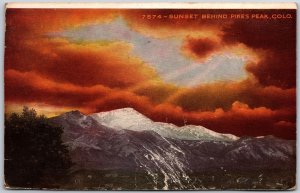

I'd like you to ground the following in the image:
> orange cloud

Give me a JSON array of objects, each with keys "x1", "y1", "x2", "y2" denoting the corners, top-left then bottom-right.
[
  {"x1": 6, "y1": 9, "x2": 117, "y2": 35},
  {"x1": 167, "y1": 79, "x2": 295, "y2": 111},
  {"x1": 131, "y1": 81, "x2": 179, "y2": 104},
  {"x1": 4, "y1": 8, "x2": 296, "y2": 140},
  {"x1": 148, "y1": 101, "x2": 295, "y2": 139},
  {"x1": 6, "y1": 38, "x2": 159, "y2": 88},
  {"x1": 5, "y1": 69, "x2": 296, "y2": 139},
  {"x1": 5, "y1": 69, "x2": 111, "y2": 108}
]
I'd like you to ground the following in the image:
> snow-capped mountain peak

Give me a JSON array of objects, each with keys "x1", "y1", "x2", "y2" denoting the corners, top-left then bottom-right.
[
  {"x1": 91, "y1": 107, "x2": 153, "y2": 130},
  {"x1": 49, "y1": 108, "x2": 295, "y2": 190},
  {"x1": 91, "y1": 107, "x2": 239, "y2": 141}
]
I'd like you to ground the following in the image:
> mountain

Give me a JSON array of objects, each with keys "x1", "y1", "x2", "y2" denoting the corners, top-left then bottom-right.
[
  {"x1": 50, "y1": 108, "x2": 296, "y2": 190},
  {"x1": 91, "y1": 108, "x2": 238, "y2": 141},
  {"x1": 51, "y1": 110, "x2": 193, "y2": 189}
]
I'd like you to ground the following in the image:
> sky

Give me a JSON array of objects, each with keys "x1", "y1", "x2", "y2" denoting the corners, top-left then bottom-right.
[{"x1": 4, "y1": 9, "x2": 296, "y2": 139}]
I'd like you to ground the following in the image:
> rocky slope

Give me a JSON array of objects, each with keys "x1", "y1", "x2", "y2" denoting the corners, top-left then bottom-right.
[{"x1": 50, "y1": 108, "x2": 296, "y2": 190}]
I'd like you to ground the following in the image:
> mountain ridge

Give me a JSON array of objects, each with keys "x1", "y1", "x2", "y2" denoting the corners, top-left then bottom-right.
[
  {"x1": 49, "y1": 107, "x2": 296, "y2": 190},
  {"x1": 61, "y1": 107, "x2": 238, "y2": 141}
]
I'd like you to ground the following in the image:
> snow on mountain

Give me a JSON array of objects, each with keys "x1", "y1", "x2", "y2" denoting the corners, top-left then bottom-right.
[
  {"x1": 91, "y1": 107, "x2": 239, "y2": 141},
  {"x1": 49, "y1": 109, "x2": 296, "y2": 190},
  {"x1": 91, "y1": 108, "x2": 153, "y2": 129}
]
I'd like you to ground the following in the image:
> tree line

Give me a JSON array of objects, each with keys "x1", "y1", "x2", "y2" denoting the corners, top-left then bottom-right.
[{"x1": 5, "y1": 107, "x2": 72, "y2": 188}]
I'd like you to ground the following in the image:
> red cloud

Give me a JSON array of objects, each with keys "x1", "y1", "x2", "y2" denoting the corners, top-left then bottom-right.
[
  {"x1": 182, "y1": 38, "x2": 220, "y2": 61},
  {"x1": 168, "y1": 80, "x2": 295, "y2": 111},
  {"x1": 5, "y1": 69, "x2": 111, "y2": 108},
  {"x1": 223, "y1": 9, "x2": 296, "y2": 88},
  {"x1": 4, "y1": 9, "x2": 296, "y2": 140},
  {"x1": 148, "y1": 102, "x2": 295, "y2": 139},
  {"x1": 6, "y1": 38, "x2": 159, "y2": 88}
]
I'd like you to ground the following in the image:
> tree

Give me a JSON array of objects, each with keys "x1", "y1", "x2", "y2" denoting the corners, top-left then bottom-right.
[{"x1": 5, "y1": 107, "x2": 72, "y2": 188}]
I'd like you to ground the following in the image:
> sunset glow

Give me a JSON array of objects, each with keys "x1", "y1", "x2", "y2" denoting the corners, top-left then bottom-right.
[{"x1": 5, "y1": 9, "x2": 296, "y2": 139}]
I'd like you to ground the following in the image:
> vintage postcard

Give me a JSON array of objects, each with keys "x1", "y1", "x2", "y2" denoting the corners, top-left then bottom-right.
[{"x1": 4, "y1": 3, "x2": 296, "y2": 190}]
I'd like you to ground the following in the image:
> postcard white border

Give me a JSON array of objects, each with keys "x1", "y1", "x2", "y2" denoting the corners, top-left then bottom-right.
[{"x1": 1, "y1": 1, "x2": 298, "y2": 193}]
